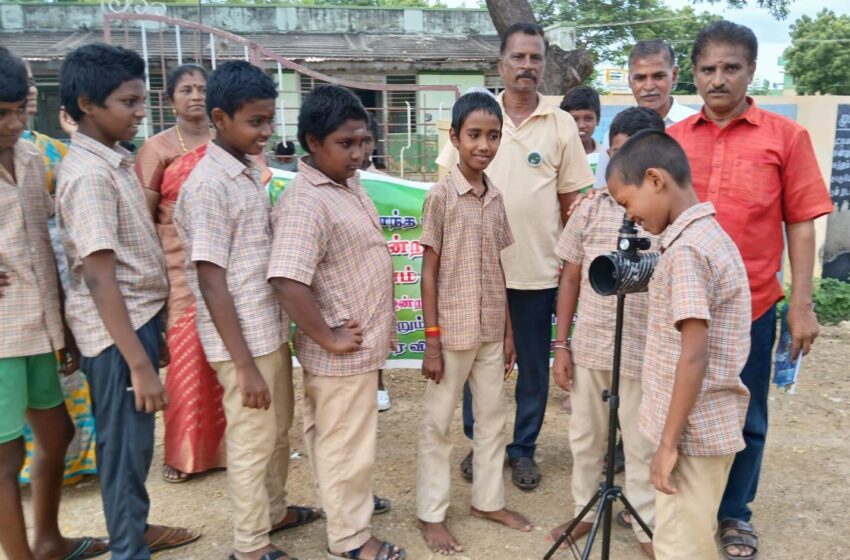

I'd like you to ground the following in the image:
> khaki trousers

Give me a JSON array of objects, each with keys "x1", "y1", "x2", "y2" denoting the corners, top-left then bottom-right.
[
  {"x1": 211, "y1": 345, "x2": 294, "y2": 553},
  {"x1": 569, "y1": 366, "x2": 655, "y2": 543},
  {"x1": 654, "y1": 454, "x2": 734, "y2": 560},
  {"x1": 303, "y1": 369, "x2": 378, "y2": 554},
  {"x1": 417, "y1": 341, "x2": 507, "y2": 522}
]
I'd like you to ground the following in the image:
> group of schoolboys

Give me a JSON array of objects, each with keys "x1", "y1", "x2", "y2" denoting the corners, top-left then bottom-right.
[{"x1": 1, "y1": 36, "x2": 750, "y2": 560}]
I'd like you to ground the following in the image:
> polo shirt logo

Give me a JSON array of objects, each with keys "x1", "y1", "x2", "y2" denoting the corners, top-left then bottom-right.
[{"x1": 527, "y1": 150, "x2": 543, "y2": 167}]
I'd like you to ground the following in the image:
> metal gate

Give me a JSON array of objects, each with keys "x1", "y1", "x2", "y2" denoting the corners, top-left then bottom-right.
[{"x1": 103, "y1": 12, "x2": 461, "y2": 180}]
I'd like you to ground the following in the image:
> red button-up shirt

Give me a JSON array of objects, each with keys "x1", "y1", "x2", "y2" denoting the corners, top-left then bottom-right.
[{"x1": 668, "y1": 98, "x2": 833, "y2": 320}]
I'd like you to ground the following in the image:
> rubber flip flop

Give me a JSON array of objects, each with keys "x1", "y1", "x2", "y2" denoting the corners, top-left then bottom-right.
[{"x1": 62, "y1": 537, "x2": 109, "y2": 560}]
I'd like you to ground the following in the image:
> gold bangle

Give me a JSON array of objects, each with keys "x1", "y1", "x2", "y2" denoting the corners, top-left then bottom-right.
[{"x1": 425, "y1": 351, "x2": 442, "y2": 358}]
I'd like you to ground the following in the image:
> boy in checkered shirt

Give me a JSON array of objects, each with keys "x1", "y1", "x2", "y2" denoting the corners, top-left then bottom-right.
[
  {"x1": 174, "y1": 61, "x2": 320, "y2": 560},
  {"x1": 547, "y1": 107, "x2": 665, "y2": 559},
  {"x1": 0, "y1": 46, "x2": 111, "y2": 560},
  {"x1": 56, "y1": 44, "x2": 199, "y2": 558},
  {"x1": 416, "y1": 92, "x2": 532, "y2": 556},
  {"x1": 605, "y1": 129, "x2": 751, "y2": 560},
  {"x1": 270, "y1": 85, "x2": 404, "y2": 560}
]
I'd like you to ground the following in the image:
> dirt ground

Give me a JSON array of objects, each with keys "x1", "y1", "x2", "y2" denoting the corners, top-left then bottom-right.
[{"x1": 17, "y1": 325, "x2": 850, "y2": 560}]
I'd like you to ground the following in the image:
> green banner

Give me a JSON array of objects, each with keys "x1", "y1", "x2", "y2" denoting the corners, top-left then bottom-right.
[{"x1": 269, "y1": 169, "x2": 430, "y2": 368}]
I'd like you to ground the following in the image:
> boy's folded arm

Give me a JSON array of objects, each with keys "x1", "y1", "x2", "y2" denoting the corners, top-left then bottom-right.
[
  {"x1": 659, "y1": 318, "x2": 709, "y2": 451},
  {"x1": 269, "y1": 277, "x2": 336, "y2": 351},
  {"x1": 196, "y1": 261, "x2": 254, "y2": 368}
]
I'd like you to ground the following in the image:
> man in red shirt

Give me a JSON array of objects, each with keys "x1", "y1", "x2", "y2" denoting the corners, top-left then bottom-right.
[{"x1": 668, "y1": 21, "x2": 833, "y2": 560}]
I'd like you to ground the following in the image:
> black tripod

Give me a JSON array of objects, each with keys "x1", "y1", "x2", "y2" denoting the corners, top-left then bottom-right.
[{"x1": 544, "y1": 293, "x2": 653, "y2": 560}]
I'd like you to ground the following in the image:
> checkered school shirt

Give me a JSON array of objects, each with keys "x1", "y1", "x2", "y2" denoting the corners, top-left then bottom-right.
[
  {"x1": 173, "y1": 141, "x2": 284, "y2": 363},
  {"x1": 640, "y1": 202, "x2": 751, "y2": 456},
  {"x1": 268, "y1": 159, "x2": 395, "y2": 376},
  {"x1": 56, "y1": 133, "x2": 168, "y2": 358},
  {"x1": 554, "y1": 190, "x2": 655, "y2": 380},
  {"x1": 0, "y1": 140, "x2": 64, "y2": 357},
  {"x1": 420, "y1": 165, "x2": 514, "y2": 351}
]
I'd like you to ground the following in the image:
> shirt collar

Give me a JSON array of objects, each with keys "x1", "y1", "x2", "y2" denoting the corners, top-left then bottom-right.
[
  {"x1": 71, "y1": 132, "x2": 134, "y2": 169},
  {"x1": 664, "y1": 97, "x2": 698, "y2": 125},
  {"x1": 692, "y1": 96, "x2": 760, "y2": 129},
  {"x1": 661, "y1": 202, "x2": 716, "y2": 250},
  {"x1": 497, "y1": 91, "x2": 553, "y2": 130},
  {"x1": 447, "y1": 165, "x2": 498, "y2": 204},
  {"x1": 205, "y1": 140, "x2": 261, "y2": 180},
  {"x1": 297, "y1": 156, "x2": 361, "y2": 191}
]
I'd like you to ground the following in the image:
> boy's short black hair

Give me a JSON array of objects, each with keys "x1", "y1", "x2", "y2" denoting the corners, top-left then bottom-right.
[
  {"x1": 451, "y1": 91, "x2": 503, "y2": 133},
  {"x1": 560, "y1": 85, "x2": 600, "y2": 120},
  {"x1": 166, "y1": 63, "x2": 207, "y2": 100},
  {"x1": 0, "y1": 46, "x2": 28, "y2": 103},
  {"x1": 608, "y1": 107, "x2": 666, "y2": 144},
  {"x1": 275, "y1": 140, "x2": 295, "y2": 156},
  {"x1": 297, "y1": 84, "x2": 368, "y2": 153},
  {"x1": 60, "y1": 43, "x2": 145, "y2": 122},
  {"x1": 365, "y1": 112, "x2": 380, "y2": 141},
  {"x1": 692, "y1": 20, "x2": 758, "y2": 66},
  {"x1": 606, "y1": 129, "x2": 692, "y2": 188},
  {"x1": 206, "y1": 61, "x2": 277, "y2": 120},
  {"x1": 500, "y1": 22, "x2": 548, "y2": 55}
]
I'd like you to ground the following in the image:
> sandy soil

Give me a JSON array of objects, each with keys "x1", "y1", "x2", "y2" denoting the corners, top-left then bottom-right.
[{"x1": 17, "y1": 325, "x2": 850, "y2": 560}]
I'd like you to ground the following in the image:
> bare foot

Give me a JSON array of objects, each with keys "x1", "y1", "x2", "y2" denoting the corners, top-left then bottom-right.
[
  {"x1": 545, "y1": 519, "x2": 593, "y2": 549},
  {"x1": 639, "y1": 540, "x2": 656, "y2": 559},
  {"x1": 470, "y1": 507, "x2": 533, "y2": 532},
  {"x1": 162, "y1": 464, "x2": 190, "y2": 482},
  {"x1": 418, "y1": 520, "x2": 463, "y2": 555}
]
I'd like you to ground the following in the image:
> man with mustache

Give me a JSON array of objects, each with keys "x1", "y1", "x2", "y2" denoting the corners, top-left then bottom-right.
[
  {"x1": 667, "y1": 21, "x2": 832, "y2": 560},
  {"x1": 437, "y1": 22, "x2": 595, "y2": 491},
  {"x1": 594, "y1": 39, "x2": 697, "y2": 187}
]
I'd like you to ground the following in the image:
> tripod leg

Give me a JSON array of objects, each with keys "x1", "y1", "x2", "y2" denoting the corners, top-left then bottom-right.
[
  {"x1": 580, "y1": 496, "x2": 608, "y2": 560},
  {"x1": 618, "y1": 493, "x2": 654, "y2": 540},
  {"x1": 543, "y1": 492, "x2": 601, "y2": 560}
]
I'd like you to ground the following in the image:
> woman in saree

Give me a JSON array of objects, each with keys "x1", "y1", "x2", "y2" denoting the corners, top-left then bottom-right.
[{"x1": 135, "y1": 64, "x2": 226, "y2": 483}]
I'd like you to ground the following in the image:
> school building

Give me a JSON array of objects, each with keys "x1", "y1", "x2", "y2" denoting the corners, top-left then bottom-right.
[{"x1": 0, "y1": 2, "x2": 571, "y2": 179}]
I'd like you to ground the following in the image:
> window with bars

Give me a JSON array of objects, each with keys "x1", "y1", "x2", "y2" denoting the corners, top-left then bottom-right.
[
  {"x1": 386, "y1": 75, "x2": 417, "y2": 134},
  {"x1": 299, "y1": 74, "x2": 330, "y2": 92},
  {"x1": 484, "y1": 74, "x2": 504, "y2": 96}
]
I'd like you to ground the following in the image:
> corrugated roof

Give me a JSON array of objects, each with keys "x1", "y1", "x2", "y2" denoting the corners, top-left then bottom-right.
[{"x1": 0, "y1": 30, "x2": 500, "y2": 62}]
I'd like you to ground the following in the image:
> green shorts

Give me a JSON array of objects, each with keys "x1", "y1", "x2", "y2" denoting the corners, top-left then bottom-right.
[{"x1": 0, "y1": 352, "x2": 64, "y2": 444}]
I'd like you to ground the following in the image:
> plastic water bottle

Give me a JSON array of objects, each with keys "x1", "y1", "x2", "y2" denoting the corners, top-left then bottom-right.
[{"x1": 773, "y1": 304, "x2": 802, "y2": 394}]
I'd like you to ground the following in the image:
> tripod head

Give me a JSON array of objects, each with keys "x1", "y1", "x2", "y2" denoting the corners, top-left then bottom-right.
[{"x1": 588, "y1": 215, "x2": 659, "y2": 296}]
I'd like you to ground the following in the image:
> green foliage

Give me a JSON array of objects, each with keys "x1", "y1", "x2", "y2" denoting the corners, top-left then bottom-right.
[
  {"x1": 528, "y1": 1, "x2": 719, "y2": 94},
  {"x1": 813, "y1": 278, "x2": 850, "y2": 325},
  {"x1": 286, "y1": 0, "x2": 444, "y2": 5},
  {"x1": 785, "y1": 9, "x2": 850, "y2": 95},
  {"x1": 697, "y1": 0, "x2": 792, "y2": 20}
]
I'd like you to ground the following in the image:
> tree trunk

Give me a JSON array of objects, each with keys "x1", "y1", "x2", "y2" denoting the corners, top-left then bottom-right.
[{"x1": 485, "y1": 0, "x2": 593, "y2": 95}]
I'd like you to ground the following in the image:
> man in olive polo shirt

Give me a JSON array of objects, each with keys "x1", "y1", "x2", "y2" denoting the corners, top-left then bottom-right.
[{"x1": 437, "y1": 22, "x2": 595, "y2": 490}]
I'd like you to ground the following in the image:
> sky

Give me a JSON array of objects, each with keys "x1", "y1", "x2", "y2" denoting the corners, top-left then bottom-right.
[{"x1": 442, "y1": 0, "x2": 838, "y2": 84}]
